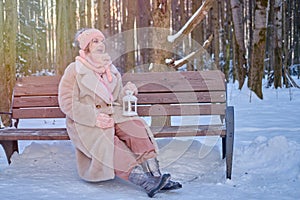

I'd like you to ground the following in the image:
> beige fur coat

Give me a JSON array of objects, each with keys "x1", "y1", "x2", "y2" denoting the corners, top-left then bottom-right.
[{"x1": 58, "y1": 60, "x2": 158, "y2": 182}]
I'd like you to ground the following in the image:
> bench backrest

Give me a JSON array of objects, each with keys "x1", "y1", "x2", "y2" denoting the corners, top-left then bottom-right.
[
  {"x1": 12, "y1": 70, "x2": 226, "y2": 123},
  {"x1": 122, "y1": 70, "x2": 226, "y2": 117},
  {"x1": 12, "y1": 76, "x2": 63, "y2": 119}
]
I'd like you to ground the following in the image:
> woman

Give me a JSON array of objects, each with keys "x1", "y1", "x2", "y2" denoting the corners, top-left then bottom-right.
[{"x1": 58, "y1": 28, "x2": 181, "y2": 198}]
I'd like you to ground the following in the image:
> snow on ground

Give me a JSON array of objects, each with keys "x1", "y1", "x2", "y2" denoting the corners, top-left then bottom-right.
[{"x1": 0, "y1": 78, "x2": 300, "y2": 200}]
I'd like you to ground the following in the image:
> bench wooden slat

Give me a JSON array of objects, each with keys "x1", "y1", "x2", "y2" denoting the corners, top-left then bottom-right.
[
  {"x1": 13, "y1": 96, "x2": 59, "y2": 108},
  {"x1": 14, "y1": 76, "x2": 61, "y2": 96},
  {"x1": 12, "y1": 108, "x2": 65, "y2": 119},
  {"x1": 152, "y1": 125, "x2": 226, "y2": 137},
  {"x1": 0, "y1": 125, "x2": 225, "y2": 140},
  {"x1": 12, "y1": 104, "x2": 225, "y2": 119},
  {"x1": 138, "y1": 104, "x2": 225, "y2": 116},
  {"x1": 122, "y1": 71, "x2": 225, "y2": 92},
  {"x1": 15, "y1": 76, "x2": 61, "y2": 84},
  {"x1": 0, "y1": 128, "x2": 69, "y2": 140},
  {"x1": 14, "y1": 85, "x2": 59, "y2": 97},
  {"x1": 12, "y1": 91, "x2": 225, "y2": 108},
  {"x1": 137, "y1": 91, "x2": 225, "y2": 104}
]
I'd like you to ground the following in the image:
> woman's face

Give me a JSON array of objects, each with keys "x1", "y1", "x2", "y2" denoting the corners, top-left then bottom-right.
[{"x1": 88, "y1": 37, "x2": 105, "y2": 55}]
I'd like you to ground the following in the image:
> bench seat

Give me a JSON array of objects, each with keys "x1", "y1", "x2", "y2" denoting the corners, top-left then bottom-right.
[{"x1": 0, "y1": 125, "x2": 226, "y2": 140}]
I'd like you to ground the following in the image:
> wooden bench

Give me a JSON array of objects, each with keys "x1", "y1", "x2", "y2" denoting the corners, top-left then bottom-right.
[{"x1": 0, "y1": 70, "x2": 234, "y2": 179}]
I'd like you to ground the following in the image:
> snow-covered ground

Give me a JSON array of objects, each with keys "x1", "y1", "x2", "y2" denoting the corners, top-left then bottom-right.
[{"x1": 0, "y1": 78, "x2": 300, "y2": 200}]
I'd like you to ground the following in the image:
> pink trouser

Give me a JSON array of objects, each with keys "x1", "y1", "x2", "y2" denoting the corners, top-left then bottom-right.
[{"x1": 114, "y1": 120, "x2": 157, "y2": 180}]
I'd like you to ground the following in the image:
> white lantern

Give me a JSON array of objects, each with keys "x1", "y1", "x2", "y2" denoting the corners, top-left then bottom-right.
[{"x1": 123, "y1": 90, "x2": 138, "y2": 116}]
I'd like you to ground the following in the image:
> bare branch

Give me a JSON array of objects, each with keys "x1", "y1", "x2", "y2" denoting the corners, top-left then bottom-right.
[
  {"x1": 167, "y1": 35, "x2": 214, "y2": 70},
  {"x1": 167, "y1": 0, "x2": 214, "y2": 44}
]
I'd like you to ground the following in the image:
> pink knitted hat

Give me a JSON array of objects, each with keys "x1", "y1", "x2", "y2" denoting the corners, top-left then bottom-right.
[{"x1": 77, "y1": 29, "x2": 105, "y2": 50}]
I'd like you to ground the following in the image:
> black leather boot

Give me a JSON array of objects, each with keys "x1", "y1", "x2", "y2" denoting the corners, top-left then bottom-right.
[
  {"x1": 142, "y1": 158, "x2": 182, "y2": 191},
  {"x1": 128, "y1": 165, "x2": 171, "y2": 198}
]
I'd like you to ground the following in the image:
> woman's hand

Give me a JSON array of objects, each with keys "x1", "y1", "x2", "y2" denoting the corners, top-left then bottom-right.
[
  {"x1": 96, "y1": 113, "x2": 114, "y2": 129},
  {"x1": 123, "y1": 82, "x2": 138, "y2": 95}
]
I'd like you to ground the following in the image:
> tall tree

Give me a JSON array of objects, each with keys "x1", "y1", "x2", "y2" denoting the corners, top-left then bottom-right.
[
  {"x1": 17, "y1": 0, "x2": 33, "y2": 75},
  {"x1": 95, "y1": 0, "x2": 110, "y2": 36},
  {"x1": 150, "y1": 0, "x2": 172, "y2": 72},
  {"x1": 265, "y1": 0, "x2": 276, "y2": 87},
  {"x1": 123, "y1": 0, "x2": 136, "y2": 72},
  {"x1": 48, "y1": 0, "x2": 55, "y2": 70},
  {"x1": 273, "y1": 0, "x2": 283, "y2": 88},
  {"x1": 294, "y1": 0, "x2": 300, "y2": 71},
  {"x1": 223, "y1": 0, "x2": 233, "y2": 79},
  {"x1": 136, "y1": 0, "x2": 151, "y2": 67},
  {"x1": 282, "y1": 0, "x2": 289, "y2": 86},
  {"x1": 248, "y1": 0, "x2": 268, "y2": 99},
  {"x1": 37, "y1": 0, "x2": 48, "y2": 73},
  {"x1": 56, "y1": 0, "x2": 76, "y2": 75},
  {"x1": 191, "y1": 0, "x2": 204, "y2": 71},
  {"x1": 230, "y1": 0, "x2": 247, "y2": 90},
  {"x1": 87, "y1": 0, "x2": 92, "y2": 27},
  {"x1": 79, "y1": 0, "x2": 86, "y2": 28},
  {"x1": 212, "y1": 0, "x2": 220, "y2": 70},
  {"x1": 0, "y1": 0, "x2": 17, "y2": 126}
]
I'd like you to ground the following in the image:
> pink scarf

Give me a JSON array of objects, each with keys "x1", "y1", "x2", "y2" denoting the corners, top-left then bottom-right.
[{"x1": 76, "y1": 56, "x2": 113, "y2": 82}]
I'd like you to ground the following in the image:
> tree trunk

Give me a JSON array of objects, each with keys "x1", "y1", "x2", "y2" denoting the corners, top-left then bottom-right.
[
  {"x1": 136, "y1": 0, "x2": 151, "y2": 69},
  {"x1": 123, "y1": 0, "x2": 136, "y2": 73},
  {"x1": 70, "y1": 0, "x2": 77, "y2": 58},
  {"x1": 0, "y1": 0, "x2": 17, "y2": 126},
  {"x1": 265, "y1": 0, "x2": 275, "y2": 87},
  {"x1": 150, "y1": 0, "x2": 173, "y2": 72},
  {"x1": 95, "y1": 0, "x2": 110, "y2": 35},
  {"x1": 230, "y1": 0, "x2": 247, "y2": 89},
  {"x1": 248, "y1": 0, "x2": 268, "y2": 99},
  {"x1": 37, "y1": 0, "x2": 48, "y2": 73},
  {"x1": 223, "y1": 0, "x2": 233, "y2": 79},
  {"x1": 87, "y1": 0, "x2": 92, "y2": 27},
  {"x1": 282, "y1": 0, "x2": 289, "y2": 86},
  {"x1": 294, "y1": 0, "x2": 300, "y2": 73},
  {"x1": 273, "y1": 0, "x2": 283, "y2": 88},
  {"x1": 191, "y1": 0, "x2": 204, "y2": 71},
  {"x1": 79, "y1": 0, "x2": 86, "y2": 28},
  {"x1": 56, "y1": 1, "x2": 75, "y2": 75},
  {"x1": 212, "y1": 0, "x2": 220, "y2": 70},
  {"x1": 49, "y1": 0, "x2": 55, "y2": 70}
]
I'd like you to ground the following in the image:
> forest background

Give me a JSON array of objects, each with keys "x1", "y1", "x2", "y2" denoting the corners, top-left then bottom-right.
[{"x1": 0, "y1": 0, "x2": 299, "y2": 126}]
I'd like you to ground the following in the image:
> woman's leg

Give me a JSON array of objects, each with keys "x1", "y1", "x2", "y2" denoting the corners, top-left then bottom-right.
[
  {"x1": 115, "y1": 120, "x2": 182, "y2": 191},
  {"x1": 115, "y1": 120, "x2": 157, "y2": 163},
  {"x1": 113, "y1": 135, "x2": 138, "y2": 180},
  {"x1": 113, "y1": 120, "x2": 174, "y2": 197}
]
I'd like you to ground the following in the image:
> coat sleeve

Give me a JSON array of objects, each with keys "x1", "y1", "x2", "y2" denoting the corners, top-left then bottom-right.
[{"x1": 58, "y1": 63, "x2": 97, "y2": 127}]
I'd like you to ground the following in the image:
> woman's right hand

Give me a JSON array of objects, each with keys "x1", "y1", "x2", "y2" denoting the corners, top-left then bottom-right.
[{"x1": 96, "y1": 113, "x2": 114, "y2": 129}]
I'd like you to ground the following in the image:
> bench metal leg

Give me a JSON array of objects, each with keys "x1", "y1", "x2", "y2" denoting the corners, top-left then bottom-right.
[
  {"x1": 225, "y1": 106, "x2": 234, "y2": 179},
  {"x1": 0, "y1": 140, "x2": 19, "y2": 164},
  {"x1": 222, "y1": 136, "x2": 226, "y2": 159}
]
